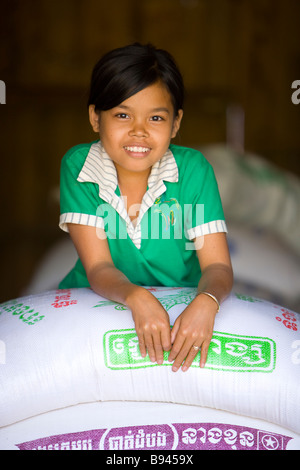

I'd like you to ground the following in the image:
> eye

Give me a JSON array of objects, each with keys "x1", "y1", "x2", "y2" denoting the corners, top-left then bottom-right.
[
  {"x1": 116, "y1": 113, "x2": 129, "y2": 119},
  {"x1": 150, "y1": 115, "x2": 164, "y2": 122}
]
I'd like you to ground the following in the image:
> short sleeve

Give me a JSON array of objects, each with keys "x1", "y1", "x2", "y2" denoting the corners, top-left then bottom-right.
[
  {"x1": 184, "y1": 153, "x2": 227, "y2": 240},
  {"x1": 59, "y1": 145, "x2": 105, "y2": 233}
]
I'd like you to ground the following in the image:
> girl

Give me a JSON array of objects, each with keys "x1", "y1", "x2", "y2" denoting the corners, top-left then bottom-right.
[{"x1": 59, "y1": 43, "x2": 233, "y2": 372}]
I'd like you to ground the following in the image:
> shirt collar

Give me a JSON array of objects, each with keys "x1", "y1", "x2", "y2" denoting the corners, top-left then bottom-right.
[{"x1": 77, "y1": 141, "x2": 178, "y2": 203}]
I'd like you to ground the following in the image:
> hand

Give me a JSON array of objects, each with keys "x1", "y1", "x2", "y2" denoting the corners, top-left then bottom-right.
[
  {"x1": 168, "y1": 294, "x2": 217, "y2": 372},
  {"x1": 128, "y1": 288, "x2": 172, "y2": 364}
]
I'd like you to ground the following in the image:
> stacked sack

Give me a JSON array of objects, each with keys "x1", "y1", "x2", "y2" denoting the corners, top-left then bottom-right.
[{"x1": 0, "y1": 287, "x2": 299, "y2": 450}]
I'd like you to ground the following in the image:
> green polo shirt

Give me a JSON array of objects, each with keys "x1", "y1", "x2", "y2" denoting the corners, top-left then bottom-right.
[{"x1": 59, "y1": 141, "x2": 227, "y2": 288}]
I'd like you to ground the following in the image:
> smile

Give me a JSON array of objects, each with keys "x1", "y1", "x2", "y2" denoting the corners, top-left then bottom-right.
[{"x1": 124, "y1": 146, "x2": 151, "y2": 153}]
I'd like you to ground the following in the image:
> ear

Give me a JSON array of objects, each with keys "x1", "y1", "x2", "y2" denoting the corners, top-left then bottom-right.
[
  {"x1": 171, "y1": 109, "x2": 183, "y2": 139},
  {"x1": 89, "y1": 105, "x2": 100, "y2": 133}
]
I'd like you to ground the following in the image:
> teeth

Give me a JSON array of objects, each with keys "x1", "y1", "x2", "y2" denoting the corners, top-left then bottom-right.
[{"x1": 125, "y1": 146, "x2": 150, "y2": 153}]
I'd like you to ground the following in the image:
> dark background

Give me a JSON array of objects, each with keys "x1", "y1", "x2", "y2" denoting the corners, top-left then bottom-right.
[{"x1": 0, "y1": 0, "x2": 299, "y2": 303}]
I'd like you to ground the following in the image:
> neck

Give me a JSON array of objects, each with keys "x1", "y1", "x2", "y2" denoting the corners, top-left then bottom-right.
[
  {"x1": 114, "y1": 164, "x2": 150, "y2": 191},
  {"x1": 114, "y1": 165, "x2": 150, "y2": 223}
]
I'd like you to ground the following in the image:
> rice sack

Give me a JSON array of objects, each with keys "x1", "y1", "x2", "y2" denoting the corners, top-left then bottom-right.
[{"x1": 0, "y1": 287, "x2": 299, "y2": 433}]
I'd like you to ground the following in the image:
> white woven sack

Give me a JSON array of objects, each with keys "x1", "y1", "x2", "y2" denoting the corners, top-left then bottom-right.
[
  {"x1": 1, "y1": 401, "x2": 299, "y2": 451},
  {"x1": 0, "y1": 287, "x2": 299, "y2": 432},
  {"x1": 227, "y1": 223, "x2": 300, "y2": 307}
]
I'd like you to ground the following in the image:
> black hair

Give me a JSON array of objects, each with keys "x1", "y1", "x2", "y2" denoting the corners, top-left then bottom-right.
[{"x1": 88, "y1": 43, "x2": 184, "y2": 116}]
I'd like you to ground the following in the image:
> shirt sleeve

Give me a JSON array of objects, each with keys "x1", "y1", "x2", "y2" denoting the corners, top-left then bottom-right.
[
  {"x1": 59, "y1": 147, "x2": 105, "y2": 233},
  {"x1": 184, "y1": 156, "x2": 227, "y2": 240}
]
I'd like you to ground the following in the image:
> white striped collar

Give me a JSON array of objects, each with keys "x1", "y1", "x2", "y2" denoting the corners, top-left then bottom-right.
[
  {"x1": 77, "y1": 141, "x2": 118, "y2": 204},
  {"x1": 77, "y1": 141, "x2": 179, "y2": 204}
]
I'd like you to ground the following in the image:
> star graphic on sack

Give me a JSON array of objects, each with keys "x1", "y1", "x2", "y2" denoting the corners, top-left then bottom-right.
[{"x1": 261, "y1": 434, "x2": 280, "y2": 450}]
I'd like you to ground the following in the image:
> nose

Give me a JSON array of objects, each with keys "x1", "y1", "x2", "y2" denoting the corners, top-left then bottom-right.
[{"x1": 128, "y1": 119, "x2": 149, "y2": 137}]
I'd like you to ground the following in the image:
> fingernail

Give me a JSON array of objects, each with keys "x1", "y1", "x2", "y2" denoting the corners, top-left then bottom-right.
[
  {"x1": 182, "y1": 366, "x2": 187, "y2": 372},
  {"x1": 172, "y1": 366, "x2": 178, "y2": 372}
]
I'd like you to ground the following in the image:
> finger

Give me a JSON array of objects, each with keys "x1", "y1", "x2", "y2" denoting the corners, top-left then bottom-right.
[
  {"x1": 138, "y1": 334, "x2": 147, "y2": 358},
  {"x1": 150, "y1": 326, "x2": 166, "y2": 364},
  {"x1": 182, "y1": 344, "x2": 201, "y2": 372},
  {"x1": 143, "y1": 332, "x2": 156, "y2": 363},
  {"x1": 161, "y1": 326, "x2": 172, "y2": 353},
  {"x1": 152, "y1": 334, "x2": 165, "y2": 365},
  {"x1": 200, "y1": 340, "x2": 210, "y2": 368},
  {"x1": 167, "y1": 337, "x2": 182, "y2": 363},
  {"x1": 170, "y1": 320, "x2": 180, "y2": 344},
  {"x1": 169, "y1": 339, "x2": 190, "y2": 372}
]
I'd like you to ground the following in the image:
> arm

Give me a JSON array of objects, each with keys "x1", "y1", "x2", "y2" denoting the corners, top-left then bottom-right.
[
  {"x1": 67, "y1": 224, "x2": 172, "y2": 363},
  {"x1": 168, "y1": 232, "x2": 233, "y2": 371}
]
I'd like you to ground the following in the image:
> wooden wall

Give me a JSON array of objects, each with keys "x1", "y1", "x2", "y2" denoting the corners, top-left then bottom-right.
[{"x1": 1, "y1": 0, "x2": 300, "y2": 302}]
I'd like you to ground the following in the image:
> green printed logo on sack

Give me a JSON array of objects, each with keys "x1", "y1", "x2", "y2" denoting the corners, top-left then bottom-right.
[
  {"x1": 0, "y1": 300, "x2": 44, "y2": 325},
  {"x1": 104, "y1": 330, "x2": 276, "y2": 372},
  {"x1": 93, "y1": 289, "x2": 197, "y2": 312}
]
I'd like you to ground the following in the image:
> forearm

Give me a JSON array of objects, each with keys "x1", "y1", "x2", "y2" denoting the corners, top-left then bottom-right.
[
  {"x1": 197, "y1": 262, "x2": 233, "y2": 305},
  {"x1": 87, "y1": 262, "x2": 144, "y2": 308}
]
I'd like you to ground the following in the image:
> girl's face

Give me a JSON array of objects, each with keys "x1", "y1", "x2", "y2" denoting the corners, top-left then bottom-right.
[{"x1": 89, "y1": 81, "x2": 183, "y2": 180}]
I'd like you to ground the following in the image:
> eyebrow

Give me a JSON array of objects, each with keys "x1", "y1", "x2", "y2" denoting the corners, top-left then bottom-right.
[{"x1": 116, "y1": 104, "x2": 170, "y2": 114}]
